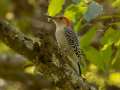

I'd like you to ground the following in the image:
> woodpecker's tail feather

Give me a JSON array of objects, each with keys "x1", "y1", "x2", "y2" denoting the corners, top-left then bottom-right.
[
  {"x1": 77, "y1": 62, "x2": 82, "y2": 76},
  {"x1": 67, "y1": 55, "x2": 81, "y2": 76}
]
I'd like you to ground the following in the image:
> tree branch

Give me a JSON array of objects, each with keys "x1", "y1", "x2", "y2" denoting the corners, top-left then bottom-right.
[{"x1": 0, "y1": 20, "x2": 39, "y2": 61}]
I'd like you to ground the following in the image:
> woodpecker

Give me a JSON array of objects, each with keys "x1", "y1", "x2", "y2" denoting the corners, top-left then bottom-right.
[{"x1": 48, "y1": 16, "x2": 86, "y2": 76}]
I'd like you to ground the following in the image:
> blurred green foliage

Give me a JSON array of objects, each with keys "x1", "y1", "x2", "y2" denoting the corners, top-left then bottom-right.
[
  {"x1": 48, "y1": 0, "x2": 64, "y2": 16},
  {"x1": 0, "y1": 0, "x2": 11, "y2": 17}
]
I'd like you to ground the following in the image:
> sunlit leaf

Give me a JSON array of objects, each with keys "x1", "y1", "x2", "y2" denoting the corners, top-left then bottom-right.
[
  {"x1": 109, "y1": 72, "x2": 120, "y2": 87},
  {"x1": 64, "y1": 2, "x2": 87, "y2": 21},
  {"x1": 24, "y1": 66, "x2": 35, "y2": 74},
  {"x1": 101, "y1": 28, "x2": 120, "y2": 45},
  {"x1": 0, "y1": 43, "x2": 10, "y2": 52},
  {"x1": 112, "y1": 47, "x2": 120, "y2": 70},
  {"x1": 115, "y1": 39, "x2": 120, "y2": 47},
  {"x1": 64, "y1": 5, "x2": 79, "y2": 20},
  {"x1": 112, "y1": 0, "x2": 120, "y2": 8},
  {"x1": 48, "y1": 0, "x2": 64, "y2": 16}
]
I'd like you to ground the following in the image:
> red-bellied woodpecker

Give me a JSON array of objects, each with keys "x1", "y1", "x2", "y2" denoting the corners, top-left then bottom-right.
[{"x1": 48, "y1": 16, "x2": 86, "y2": 76}]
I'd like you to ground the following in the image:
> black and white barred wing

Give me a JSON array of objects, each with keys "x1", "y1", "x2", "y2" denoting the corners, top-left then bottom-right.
[{"x1": 64, "y1": 28, "x2": 86, "y2": 70}]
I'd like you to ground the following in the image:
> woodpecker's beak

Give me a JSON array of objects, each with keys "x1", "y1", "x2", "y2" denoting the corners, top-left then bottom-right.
[
  {"x1": 45, "y1": 15, "x2": 55, "y2": 22},
  {"x1": 46, "y1": 15, "x2": 53, "y2": 19},
  {"x1": 46, "y1": 15, "x2": 55, "y2": 19},
  {"x1": 46, "y1": 15, "x2": 58, "y2": 23}
]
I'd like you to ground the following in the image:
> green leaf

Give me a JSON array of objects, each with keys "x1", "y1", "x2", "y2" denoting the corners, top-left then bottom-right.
[
  {"x1": 112, "y1": 47, "x2": 120, "y2": 70},
  {"x1": 112, "y1": 0, "x2": 120, "y2": 8},
  {"x1": 84, "y1": 1, "x2": 103, "y2": 22},
  {"x1": 64, "y1": 5, "x2": 79, "y2": 21},
  {"x1": 85, "y1": 46, "x2": 112, "y2": 71},
  {"x1": 85, "y1": 47, "x2": 100, "y2": 64},
  {"x1": 101, "y1": 28, "x2": 120, "y2": 45},
  {"x1": 0, "y1": 43, "x2": 10, "y2": 53},
  {"x1": 100, "y1": 45, "x2": 112, "y2": 70},
  {"x1": 64, "y1": 2, "x2": 87, "y2": 21},
  {"x1": 80, "y1": 27, "x2": 97, "y2": 48},
  {"x1": 48, "y1": 0, "x2": 64, "y2": 16}
]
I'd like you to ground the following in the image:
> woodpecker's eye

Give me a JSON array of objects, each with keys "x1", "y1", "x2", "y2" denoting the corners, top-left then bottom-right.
[{"x1": 59, "y1": 17, "x2": 63, "y2": 20}]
